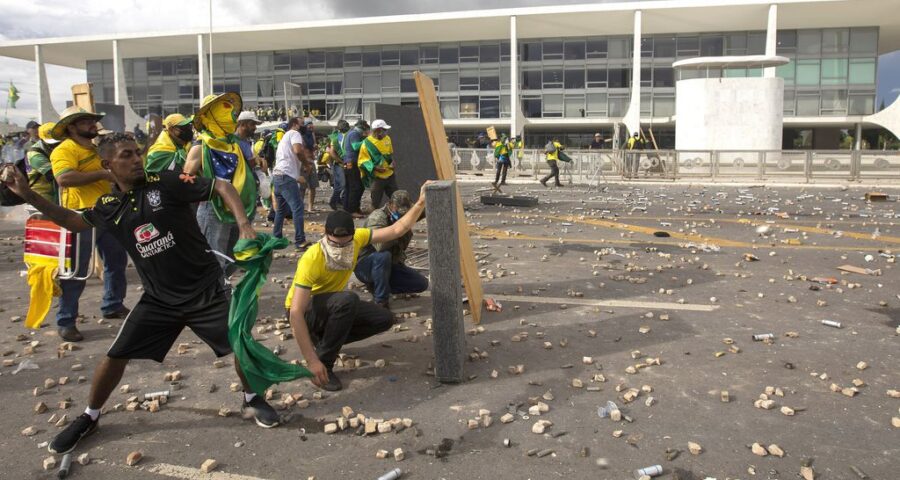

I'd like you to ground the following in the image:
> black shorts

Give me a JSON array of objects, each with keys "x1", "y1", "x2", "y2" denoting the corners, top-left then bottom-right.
[{"x1": 107, "y1": 284, "x2": 231, "y2": 362}]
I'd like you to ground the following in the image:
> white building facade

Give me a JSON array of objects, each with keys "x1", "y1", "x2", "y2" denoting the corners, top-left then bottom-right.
[{"x1": 1, "y1": 0, "x2": 898, "y2": 150}]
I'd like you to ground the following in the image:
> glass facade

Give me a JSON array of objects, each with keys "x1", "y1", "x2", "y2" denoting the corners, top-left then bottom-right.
[{"x1": 86, "y1": 27, "x2": 878, "y2": 121}]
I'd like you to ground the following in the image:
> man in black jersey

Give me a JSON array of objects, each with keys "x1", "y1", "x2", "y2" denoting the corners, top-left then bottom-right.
[{"x1": 2, "y1": 133, "x2": 292, "y2": 455}]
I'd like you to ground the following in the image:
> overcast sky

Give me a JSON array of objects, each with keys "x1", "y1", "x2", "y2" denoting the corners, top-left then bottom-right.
[{"x1": 1, "y1": 0, "x2": 898, "y2": 126}]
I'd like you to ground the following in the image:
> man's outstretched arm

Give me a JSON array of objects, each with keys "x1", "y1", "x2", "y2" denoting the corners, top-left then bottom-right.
[
  {"x1": 370, "y1": 181, "x2": 431, "y2": 245},
  {"x1": 2, "y1": 165, "x2": 90, "y2": 232}
]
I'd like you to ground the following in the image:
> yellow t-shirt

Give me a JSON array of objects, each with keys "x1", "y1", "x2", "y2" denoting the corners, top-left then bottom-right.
[
  {"x1": 285, "y1": 228, "x2": 373, "y2": 308},
  {"x1": 50, "y1": 138, "x2": 111, "y2": 209},
  {"x1": 358, "y1": 135, "x2": 394, "y2": 179},
  {"x1": 546, "y1": 141, "x2": 563, "y2": 162}
]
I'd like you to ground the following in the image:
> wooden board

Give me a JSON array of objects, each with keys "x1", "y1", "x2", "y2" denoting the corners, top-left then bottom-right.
[
  {"x1": 486, "y1": 126, "x2": 498, "y2": 141},
  {"x1": 71, "y1": 83, "x2": 95, "y2": 112},
  {"x1": 373, "y1": 103, "x2": 438, "y2": 204},
  {"x1": 415, "y1": 71, "x2": 484, "y2": 324}
]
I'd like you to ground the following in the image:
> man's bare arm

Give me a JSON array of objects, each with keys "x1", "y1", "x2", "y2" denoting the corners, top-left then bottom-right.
[
  {"x1": 288, "y1": 287, "x2": 328, "y2": 386},
  {"x1": 55, "y1": 170, "x2": 113, "y2": 188},
  {"x1": 2, "y1": 165, "x2": 90, "y2": 232}
]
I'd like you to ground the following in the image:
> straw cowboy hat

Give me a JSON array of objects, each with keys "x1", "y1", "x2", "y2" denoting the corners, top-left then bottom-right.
[
  {"x1": 192, "y1": 92, "x2": 242, "y2": 131},
  {"x1": 50, "y1": 106, "x2": 105, "y2": 140}
]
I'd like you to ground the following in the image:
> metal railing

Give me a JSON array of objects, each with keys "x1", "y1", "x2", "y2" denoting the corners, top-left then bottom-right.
[{"x1": 448, "y1": 147, "x2": 900, "y2": 183}]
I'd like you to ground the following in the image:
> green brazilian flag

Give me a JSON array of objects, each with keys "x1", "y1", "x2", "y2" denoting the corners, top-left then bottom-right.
[
  {"x1": 8, "y1": 82, "x2": 20, "y2": 109},
  {"x1": 229, "y1": 233, "x2": 311, "y2": 394}
]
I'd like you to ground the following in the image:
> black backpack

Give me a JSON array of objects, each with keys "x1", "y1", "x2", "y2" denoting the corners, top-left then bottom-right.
[
  {"x1": 260, "y1": 132, "x2": 277, "y2": 164},
  {"x1": 0, "y1": 157, "x2": 29, "y2": 206}
]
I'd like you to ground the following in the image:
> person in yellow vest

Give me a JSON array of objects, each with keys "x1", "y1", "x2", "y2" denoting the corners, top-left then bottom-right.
[
  {"x1": 49, "y1": 106, "x2": 129, "y2": 341},
  {"x1": 540, "y1": 137, "x2": 564, "y2": 187},
  {"x1": 144, "y1": 113, "x2": 194, "y2": 173},
  {"x1": 358, "y1": 119, "x2": 396, "y2": 209},
  {"x1": 26, "y1": 122, "x2": 62, "y2": 203},
  {"x1": 492, "y1": 134, "x2": 514, "y2": 186}
]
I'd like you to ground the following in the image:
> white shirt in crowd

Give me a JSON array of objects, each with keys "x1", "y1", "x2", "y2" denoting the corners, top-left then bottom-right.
[{"x1": 273, "y1": 129, "x2": 304, "y2": 179}]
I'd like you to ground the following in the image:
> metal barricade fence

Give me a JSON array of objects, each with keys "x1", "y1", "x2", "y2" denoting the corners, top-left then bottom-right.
[{"x1": 449, "y1": 147, "x2": 900, "y2": 182}]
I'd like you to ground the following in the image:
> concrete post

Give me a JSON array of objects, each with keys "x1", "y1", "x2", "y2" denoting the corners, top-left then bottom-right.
[
  {"x1": 764, "y1": 4, "x2": 778, "y2": 77},
  {"x1": 509, "y1": 16, "x2": 519, "y2": 138},
  {"x1": 854, "y1": 122, "x2": 862, "y2": 150},
  {"x1": 622, "y1": 10, "x2": 642, "y2": 136},
  {"x1": 197, "y1": 34, "x2": 209, "y2": 99},
  {"x1": 34, "y1": 45, "x2": 59, "y2": 123},
  {"x1": 112, "y1": 40, "x2": 144, "y2": 131},
  {"x1": 425, "y1": 180, "x2": 466, "y2": 384}
]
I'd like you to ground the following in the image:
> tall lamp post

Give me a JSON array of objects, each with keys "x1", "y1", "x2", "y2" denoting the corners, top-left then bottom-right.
[{"x1": 283, "y1": 81, "x2": 302, "y2": 118}]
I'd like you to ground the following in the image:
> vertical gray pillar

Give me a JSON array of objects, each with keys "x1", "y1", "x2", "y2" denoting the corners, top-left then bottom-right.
[
  {"x1": 764, "y1": 4, "x2": 778, "y2": 77},
  {"x1": 425, "y1": 180, "x2": 466, "y2": 383},
  {"x1": 197, "y1": 34, "x2": 209, "y2": 99},
  {"x1": 622, "y1": 10, "x2": 642, "y2": 136},
  {"x1": 854, "y1": 122, "x2": 862, "y2": 150},
  {"x1": 35, "y1": 45, "x2": 59, "y2": 123},
  {"x1": 509, "y1": 16, "x2": 519, "y2": 138}
]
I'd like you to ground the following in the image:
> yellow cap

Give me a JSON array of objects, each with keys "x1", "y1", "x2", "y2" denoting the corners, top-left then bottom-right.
[{"x1": 163, "y1": 113, "x2": 193, "y2": 129}]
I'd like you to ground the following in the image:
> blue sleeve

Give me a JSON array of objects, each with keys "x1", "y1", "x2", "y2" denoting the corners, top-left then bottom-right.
[{"x1": 239, "y1": 140, "x2": 254, "y2": 162}]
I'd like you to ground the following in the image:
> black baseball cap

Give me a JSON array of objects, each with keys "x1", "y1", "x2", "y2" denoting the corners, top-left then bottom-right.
[
  {"x1": 26, "y1": 120, "x2": 40, "y2": 130},
  {"x1": 325, "y1": 210, "x2": 355, "y2": 237}
]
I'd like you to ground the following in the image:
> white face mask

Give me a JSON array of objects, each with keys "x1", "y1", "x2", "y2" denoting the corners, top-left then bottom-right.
[{"x1": 320, "y1": 238, "x2": 355, "y2": 271}]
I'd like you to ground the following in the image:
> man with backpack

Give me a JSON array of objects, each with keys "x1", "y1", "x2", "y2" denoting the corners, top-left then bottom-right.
[
  {"x1": 492, "y1": 134, "x2": 514, "y2": 187},
  {"x1": 27, "y1": 122, "x2": 62, "y2": 203},
  {"x1": 540, "y1": 137, "x2": 565, "y2": 187}
]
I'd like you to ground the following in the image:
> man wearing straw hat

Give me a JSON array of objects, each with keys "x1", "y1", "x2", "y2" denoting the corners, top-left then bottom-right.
[
  {"x1": 49, "y1": 106, "x2": 129, "y2": 342},
  {"x1": 185, "y1": 93, "x2": 258, "y2": 279}
]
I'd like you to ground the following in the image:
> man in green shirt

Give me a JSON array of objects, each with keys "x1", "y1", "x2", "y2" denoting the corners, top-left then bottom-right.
[{"x1": 145, "y1": 113, "x2": 194, "y2": 173}]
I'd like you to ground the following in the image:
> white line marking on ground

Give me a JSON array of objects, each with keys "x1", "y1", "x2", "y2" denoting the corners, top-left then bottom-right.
[{"x1": 486, "y1": 294, "x2": 719, "y2": 312}]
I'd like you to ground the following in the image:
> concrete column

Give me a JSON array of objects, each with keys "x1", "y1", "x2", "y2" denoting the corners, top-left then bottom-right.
[
  {"x1": 854, "y1": 122, "x2": 862, "y2": 150},
  {"x1": 197, "y1": 34, "x2": 209, "y2": 99},
  {"x1": 764, "y1": 4, "x2": 778, "y2": 77},
  {"x1": 509, "y1": 15, "x2": 519, "y2": 138},
  {"x1": 34, "y1": 45, "x2": 59, "y2": 123},
  {"x1": 622, "y1": 10, "x2": 642, "y2": 136},
  {"x1": 425, "y1": 180, "x2": 466, "y2": 384},
  {"x1": 112, "y1": 40, "x2": 144, "y2": 132}
]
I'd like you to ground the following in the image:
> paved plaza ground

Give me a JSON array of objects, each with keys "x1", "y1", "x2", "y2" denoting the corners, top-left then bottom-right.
[{"x1": 0, "y1": 180, "x2": 898, "y2": 479}]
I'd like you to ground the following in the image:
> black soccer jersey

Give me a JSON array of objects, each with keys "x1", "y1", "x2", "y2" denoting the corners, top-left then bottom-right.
[{"x1": 82, "y1": 171, "x2": 223, "y2": 305}]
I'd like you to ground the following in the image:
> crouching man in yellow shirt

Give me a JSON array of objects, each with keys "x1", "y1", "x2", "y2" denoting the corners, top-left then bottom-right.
[{"x1": 286, "y1": 182, "x2": 430, "y2": 391}]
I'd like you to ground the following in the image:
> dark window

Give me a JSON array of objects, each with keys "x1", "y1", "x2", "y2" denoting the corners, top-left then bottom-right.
[
  {"x1": 326, "y1": 51, "x2": 343, "y2": 68},
  {"x1": 460, "y1": 74, "x2": 479, "y2": 91},
  {"x1": 608, "y1": 68, "x2": 629, "y2": 88},
  {"x1": 700, "y1": 36, "x2": 724, "y2": 56},
  {"x1": 543, "y1": 41, "x2": 563, "y2": 60},
  {"x1": 308, "y1": 51, "x2": 326, "y2": 68},
  {"x1": 521, "y1": 42, "x2": 542, "y2": 61},
  {"x1": 564, "y1": 41, "x2": 585, "y2": 60},
  {"x1": 400, "y1": 78, "x2": 417, "y2": 93},
  {"x1": 480, "y1": 75, "x2": 499, "y2": 90},
  {"x1": 522, "y1": 70, "x2": 542, "y2": 90},
  {"x1": 400, "y1": 49, "x2": 418, "y2": 66},
  {"x1": 460, "y1": 45, "x2": 479, "y2": 62},
  {"x1": 777, "y1": 31, "x2": 797, "y2": 50},
  {"x1": 586, "y1": 39, "x2": 607, "y2": 58},
  {"x1": 308, "y1": 82, "x2": 326, "y2": 94},
  {"x1": 653, "y1": 67, "x2": 674, "y2": 87},
  {"x1": 587, "y1": 68, "x2": 607, "y2": 87},
  {"x1": 326, "y1": 81, "x2": 342, "y2": 95},
  {"x1": 147, "y1": 59, "x2": 161, "y2": 75},
  {"x1": 480, "y1": 44, "x2": 500, "y2": 63},
  {"x1": 420, "y1": 46, "x2": 439, "y2": 63},
  {"x1": 654, "y1": 37, "x2": 676, "y2": 57},
  {"x1": 344, "y1": 52, "x2": 361, "y2": 66},
  {"x1": 363, "y1": 51, "x2": 380, "y2": 67},
  {"x1": 564, "y1": 69, "x2": 585, "y2": 89},
  {"x1": 382, "y1": 49, "x2": 399, "y2": 66},
  {"x1": 439, "y1": 47, "x2": 458, "y2": 64},
  {"x1": 288, "y1": 52, "x2": 304, "y2": 69},
  {"x1": 676, "y1": 36, "x2": 699, "y2": 56},
  {"x1": 523, "y1": 98, "x2": 542, "y2": 118},
  {"x1": 161, "y1": 60, "x2": 176, "y2": 76},
  {"x1": 500, "y1": 41, "x2": 510, "y2": 60},
  {"x1": 543, "y1": 69, "x2": 563, "y2": 88},
  {"x1": 480, "y1": 97, "x2": 500, "y2": 118}
]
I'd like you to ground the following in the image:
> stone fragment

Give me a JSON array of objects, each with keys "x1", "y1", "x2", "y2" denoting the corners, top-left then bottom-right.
[
  {"x1": 200, "y1": 459, "x2": 218, "y2": 473},
  {"x1": 77, "y1": 453, "x2": 90, "y2": 465},
  {"x1": 532, "y1": 420, "x2": 552, "y2": 434},
  {"x1": 768, "y1": 444, "x2": 785, "y2": 457},
  {"x1": 393, "y1": 448, "x2": 405, "y2": 461},
  {"x1": 341, "y1": 406, "x2": 355, "y2": 418},
  {"x1": 891, "y1": 417, "x2": 900, "y2": 428},
  {"x1": 800, "y1": 466, "x2": 815, "y2": 480},
  {"x1": 688, "y1": 441, "x2": 703, "y2": 455},
  {"x1": 467, "y1": 419, "x2": 479, "y2": 430},
  {"x1": 376, "y1": 449, "x2": 389, "y2": 459},
  {"x1": 500, "y1": 413, "x2": 515, "y2": 424},
  {"x1": 751, "y1": 443, "x2": 768, "y2": 456},
  {"x1": 21, "y1": 426, "x2": 38, "y2": 436},
  {"x1": 720, "y1": 391, "x2": 730, "y2": 403},
  {"x1": 781, "y1": 406, "x2": 795, "y2": 416},
  {"x1": 377, "y1": 422, "x2": 392, "y2": 434},
  {"x1": 126, "y1": 451, "x2": 143, "y2": 466},
  {"x1": 571, "y1": 378, "x2": 583, "y2": 388},
  {"x1": 34, "y1": 402, "x2": 48, "y2": 414},
  {"x1": 856, "y1": 361, "x2": 868, "y2": 370},
  {"x1": 44, "y1": 378, "x2": 56, "y2": 389},
  {"x1": 43, "y1": 457, "x2": 56, "y2": 470},
  {"x1": 324, "y1": 423, "x2": 338, "y2": 434}
]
